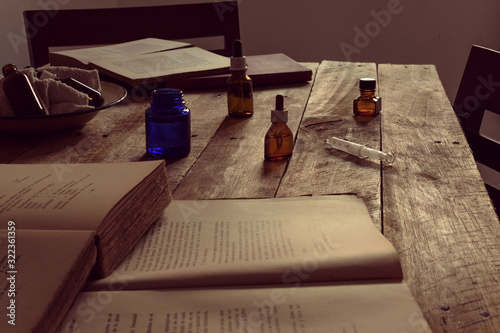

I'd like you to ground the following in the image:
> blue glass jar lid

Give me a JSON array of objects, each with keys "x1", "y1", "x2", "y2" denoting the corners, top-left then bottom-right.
[{"x1": 151, "y1": 88, "x2": 185, "y2": 109}]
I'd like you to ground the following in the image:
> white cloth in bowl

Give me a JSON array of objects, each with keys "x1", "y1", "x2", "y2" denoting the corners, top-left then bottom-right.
[{"x1": 0, "y1": 66, "x2": 101, "y2": 117}]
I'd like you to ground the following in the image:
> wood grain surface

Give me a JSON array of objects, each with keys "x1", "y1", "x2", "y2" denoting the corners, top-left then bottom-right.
[
  {"x1": 379, "y1": 64, "x2": 500, "y2": 333},
  {"x1": 277, "y1": 60, "x2": 383, "y2": 228},
  {"x1": 2, "y1": 61, "x2": 500, "y2": 332},
  {"x1": 173, "y1": 64, "x2": 318, "y2": 199}
]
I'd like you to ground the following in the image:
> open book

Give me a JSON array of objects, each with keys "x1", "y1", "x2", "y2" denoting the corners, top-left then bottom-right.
[
  {"x1": 0, "y1": 161, "x2": 171, "y2": 332},
  {"x1": 59, "y1": 196, "x2": 431, "y2": 333},
  {"x1": 0, "y1": 160, "x2": 171, "y2": 277},
  {"x1": 49, "y1": 38, "x2": 230, "y2": 87}
]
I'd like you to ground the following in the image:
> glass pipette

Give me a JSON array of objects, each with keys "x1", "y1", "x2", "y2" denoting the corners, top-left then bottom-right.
[{"x1": 325, "y1": 136, "x2": 395, "y2": 165}]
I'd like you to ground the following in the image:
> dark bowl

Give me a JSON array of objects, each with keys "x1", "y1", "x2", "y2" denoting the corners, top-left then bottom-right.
[{"x1": 0, "y1": 81, "x2": 127, "y2": 133}]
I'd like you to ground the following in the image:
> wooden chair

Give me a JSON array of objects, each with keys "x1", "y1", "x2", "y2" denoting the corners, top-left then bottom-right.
[
  {"x1": 24, "y1": 2, "x2": 240, "y2": 67},
  {"x1": 453, "y1": 45, "x2": 500, "y2": 216}
]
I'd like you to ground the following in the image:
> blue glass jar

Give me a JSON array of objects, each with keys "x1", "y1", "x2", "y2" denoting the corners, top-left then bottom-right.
[{"x1": 146, "y1": 88, "x2": 191, "y2": 159}]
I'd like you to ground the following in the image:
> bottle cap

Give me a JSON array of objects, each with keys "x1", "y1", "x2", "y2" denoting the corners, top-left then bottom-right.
[
  {"x1": 271, "y1": 94, "x2": 288, "y2": 123},
  {"x1": 359, "y1": 78, "x2": 376, "y2": 90},
  {"x1": 151, "y1": 88, "x2": 185, "y2": 110},
  {"x1": 152, "y1": 88, "x2": 183, "y2": 97},
  {"x1": 2, "y1": 64, "x2": 17, "y2": 77},
  {"x1": 230, "y1": 39, "x2": 246, "y2": 71}
]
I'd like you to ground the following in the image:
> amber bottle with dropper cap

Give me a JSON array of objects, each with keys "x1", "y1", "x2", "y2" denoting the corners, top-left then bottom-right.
[
  {"x1": 227, "y1": 39, "x2": 253, "y2": 117},
  {"x1": 265, "y1": 94, "x2": 293, "y2": 161},
  {"x1": 2, "y1": 64, "x2": 47, "y2": 116}
]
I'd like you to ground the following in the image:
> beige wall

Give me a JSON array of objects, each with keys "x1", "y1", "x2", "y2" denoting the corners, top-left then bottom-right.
[{"x1": 2, "y1": 0, "x2": 500, "y2": 102}]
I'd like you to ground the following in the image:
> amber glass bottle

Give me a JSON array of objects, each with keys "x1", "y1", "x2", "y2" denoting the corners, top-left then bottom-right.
[
  {"x1": 227, "y1": 39, "x2": 253, "y2": 117},
  {"x1": 265, "y1": 95, "x2": 293, "y2": 161},
  {"x1": 2, "y1": 64, "x2": 46, "y2": 116},
  {"x1": 353, "y1": 78, "x2": 381, "y2": 116}
]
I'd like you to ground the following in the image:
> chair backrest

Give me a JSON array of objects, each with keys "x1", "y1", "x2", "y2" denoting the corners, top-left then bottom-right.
[
  {"x1": 453, "y1": 45, "x2": 500, "y2": 214},
  {"x1": 24, "y1": 2, "x2": 240, "y2": 67}
]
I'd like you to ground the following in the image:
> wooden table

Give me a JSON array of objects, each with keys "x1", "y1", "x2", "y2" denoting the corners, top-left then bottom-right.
[{"x1": 2, "y1": 61, "x2": 500, "y2": 333}]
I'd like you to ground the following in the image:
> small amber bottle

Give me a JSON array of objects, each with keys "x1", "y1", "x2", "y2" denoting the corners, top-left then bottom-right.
[
  {"x1": 265, "y1": 95, "x2": 293, "y2": 161},
  {"x1": 353, "y1": 78, "x2": 381, "y2": 116},
  {"x1": 2, "y1": 63, "x2": 47, "y2": 116},
  {"x1": 227, "y1": 39, "x2": 253, "y2": 117}
]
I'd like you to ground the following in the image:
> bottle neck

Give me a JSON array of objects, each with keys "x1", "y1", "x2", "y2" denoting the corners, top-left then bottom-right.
[
  {"x1": 230, "y1": 69, "x2": 248, "y2": 77},
  {"x1": 360, "y1": 89, "x2": 376, "y2": 99}
]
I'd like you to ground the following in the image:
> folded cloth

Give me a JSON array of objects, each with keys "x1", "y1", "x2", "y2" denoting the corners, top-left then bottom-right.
[{"x1": 0, "y1": 66, "x2": 101, "y2": 117}]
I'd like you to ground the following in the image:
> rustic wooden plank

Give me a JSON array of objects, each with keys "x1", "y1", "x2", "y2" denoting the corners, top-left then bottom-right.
[
  {"x1": 4, "y1": 89, "x2": 229, "y2": 192},
  {"x1": 0, "y1": 132, "x2": 50, "y2": 163},
  {"x1": 277, "y1": 60, "x2": 383, "y2": 228},
  {"x1": 379, "y1": 64, "x2": 500, "y2": 333},
  {"x1": 164, "y1": 90, "x2": 229, "y2": 191},
  {"x1": 172, "y1": 63, "x2": 318, "y2": 200},
  {"x1": 4, "y1": 98, "x2": 147, "y2": 163}
]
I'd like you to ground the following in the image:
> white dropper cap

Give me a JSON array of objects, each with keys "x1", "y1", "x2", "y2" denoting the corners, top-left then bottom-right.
[
  {"x1": 230, "y1": 39, "x2": 246, "y2": 71},
  {"x1": 271, "y1": 94, "x2": 288, "y2": 123}
]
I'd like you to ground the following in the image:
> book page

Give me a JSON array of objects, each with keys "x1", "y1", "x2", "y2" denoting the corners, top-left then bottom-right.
[
  {"x1": 0, "y1": 161, "x2": 164, "y2": 231},
  {"x1": 0, "y1": 229, "x2": 96, "y2": 333},
  {"x1": 89, "y1": 47, "x2": 229, "y2": 81},
  {"x1": 87, "y1": 196, "x2": 402, "y2": 290},
  {"x1": 59, "y1": 281, "x2": 431, "y2": 333},
  {"x1": 50, "y1": 38, "x2": 192, "y2": 65}
]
